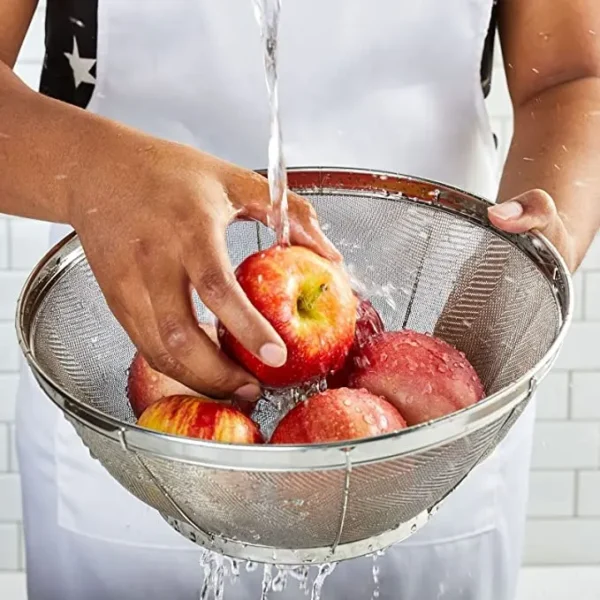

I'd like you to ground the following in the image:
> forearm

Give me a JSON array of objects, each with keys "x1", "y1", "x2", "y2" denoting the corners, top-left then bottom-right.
[
  {"x1": 0, "y1": 62, "x2": 136, "y2": 223},
  {"x1": 498, "y1": 77, "x2": 600, "y2": 268}
]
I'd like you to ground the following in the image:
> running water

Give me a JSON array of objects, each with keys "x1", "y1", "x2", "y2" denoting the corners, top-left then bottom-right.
[
  {"x1": 198, "y1": 555, "x2": 341, "y2": 599},
  {"x1": 196, "y1": 2, "x2": 389, "y2": 598},
  {"x1": 370, "y1": 550, "x2": 384, "y2": 600},
  {"x1": 252, "y1": 0, "x2": 290, "y2": 245}
]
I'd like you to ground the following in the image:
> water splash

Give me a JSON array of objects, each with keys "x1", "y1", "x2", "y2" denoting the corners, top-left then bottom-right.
[
  {"x1": 271, "y1": 567, "x2": 289, "y2": 592},
  {"x1": 311, "y1": 563, "x2": 336, "y2": 600},
  {"x1": 260, "y1": 564, "x2": 273, "y2": 600},
  {"x1": 199, "y1": 551, "x2": 225, "y2": 600},
  {"x1": 371, "y1": 552, "x2": 381, "y2": 599},
  {"x1": 246, "y1": 561, "x2": 259, "y2": 572},
  {"x1": 256, "y1": 378, "x2": 326, "y2": 439},
  {"x1": 198, "y1": 551, "x2": 342, "y2": 599}
]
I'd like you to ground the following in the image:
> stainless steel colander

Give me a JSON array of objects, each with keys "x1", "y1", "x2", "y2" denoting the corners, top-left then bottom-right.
[{"x1": 16, "y1": 168, "x2": 572, "y2": 565}]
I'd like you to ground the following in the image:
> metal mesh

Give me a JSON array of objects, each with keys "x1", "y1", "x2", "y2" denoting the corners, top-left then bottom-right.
[{"x1": 22, "y1": 172, "x2": 567, "y2": 562}]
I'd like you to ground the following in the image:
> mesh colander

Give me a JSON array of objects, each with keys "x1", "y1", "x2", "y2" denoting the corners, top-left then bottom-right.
[{"x1": 16, "y1": 168, "x2": 572, "y2": 565}]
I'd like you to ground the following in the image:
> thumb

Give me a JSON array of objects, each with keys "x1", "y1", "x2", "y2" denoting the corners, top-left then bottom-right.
[{"x1": 488, "y1": 189, "x2": 557, "y2": 234}]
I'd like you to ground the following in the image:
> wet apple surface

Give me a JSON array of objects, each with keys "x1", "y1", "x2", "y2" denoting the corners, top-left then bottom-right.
[
  {"x1": 270, "y1": 387, "x2": 407, "y2": 444},
  {"x1": 326, "y1": 296, "x2": 385, "y2": 389},
  {"x1": 218, "y1": 245, "x2": 358, "y2": 388},
  {"x1": 349, "y1": 330, "x2": 485, "y2": 426},
  {"x1": 137, "y1": 395, "x2": 263, "y2": 444},
  {"x1": 127, "y1": 352, "x2": 200, "y2": 418}
]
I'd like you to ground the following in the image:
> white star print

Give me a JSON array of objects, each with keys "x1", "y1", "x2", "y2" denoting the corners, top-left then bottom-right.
[{"x1": 64, "y1": 36, "x2": 96, "y2": 88}]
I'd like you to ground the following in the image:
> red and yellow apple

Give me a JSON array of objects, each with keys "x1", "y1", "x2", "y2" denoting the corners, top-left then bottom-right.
[
  {"x1": 348, "y1": 330, "x2": 485, "y2": 426},
  {"x1": 327, "y1": 296, "x2": 385, "y2": 389},
  {"x1": 270, "y1": 387, "x2": 406, "y2": 444},
  {"x1": 127, "y1": 352, "x2": 199, "y2": 418},
  {"x1": 127, "y1": 323, "x2": 218, "y2": 418},
  {"x1": 137, "y1": 395, "x2": 263, "y2": 443},
  {"x1": 218, "y1": 245, "x2": 358, "y2": 388}
]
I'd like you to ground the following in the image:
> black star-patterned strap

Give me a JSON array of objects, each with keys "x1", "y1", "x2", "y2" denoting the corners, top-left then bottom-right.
[{"x1": 40, "y1": 0, "x2": 98, "y2": 109}]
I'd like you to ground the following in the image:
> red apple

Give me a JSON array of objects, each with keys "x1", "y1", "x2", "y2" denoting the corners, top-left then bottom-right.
[
  {"x1": 348, "y1": 330, "x2": 485, "y2": 426},
  {"x1": 270, "y1": 387, "x2": 407, "y2": 444},
  {"x1": 127, "y1": 323, "x2": 218, "y2": 418},
  {"x1": 137, "y1": 395, "x2": 263, "y2": 443},
  {"x1": 327, "y1": 297, "x2": 385, "y2": 389},
  {"x1": 218, "y1": 245, "x2": 358, "y2": 388}
]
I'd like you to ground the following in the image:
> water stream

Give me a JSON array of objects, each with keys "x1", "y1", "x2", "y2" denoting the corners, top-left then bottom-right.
[{"x1": 198, "y1": 2, "x2": 383, "y2": 598}]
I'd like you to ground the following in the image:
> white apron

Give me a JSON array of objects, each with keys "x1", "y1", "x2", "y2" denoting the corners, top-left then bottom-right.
[{"x1": 16, "y1": 1, "x2": 536, "y2": 598}]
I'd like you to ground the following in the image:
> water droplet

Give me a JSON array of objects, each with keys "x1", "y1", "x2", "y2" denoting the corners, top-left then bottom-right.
[
  {"x1": 246, "y1": 561, "x2": 258, "y2": 572},
  {"x1": 271, "y1": 567, "x2": 288, "y2": 592},
  {"x1": 69, "y1": 16, "x2": 85, "y2": 28},
  {"x1": 311, "y1": 563, "x2": 336, "y2": 600},
  {"x1": 411, "y1": 523, "x2": 418, "y2": 532}
]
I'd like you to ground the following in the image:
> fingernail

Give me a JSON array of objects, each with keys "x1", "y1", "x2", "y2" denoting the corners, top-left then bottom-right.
[
  {"x1": 259, "y1": 342, "x2": 287, "y2": 367},
  {"x1": 232, "y1": 383, "x2": 261, "y2": 403},
  {"x1": 489, "y1": 201, "x2": 523, "y2": 220}
]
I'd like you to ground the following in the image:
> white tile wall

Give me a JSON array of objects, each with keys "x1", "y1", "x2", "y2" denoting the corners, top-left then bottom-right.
[
  {"x1": 577, "y1": 471, "x2": 600, "y2": 517},
  {"x1": 531, "y1": 422, "x2": 600, "y2": 470},
  {"x1": 525, "y1": 520, "x2": 600, "y2": 565},
  {"x1": 535, "y1": 372, "x2": 569, "y2": 420},
  {"x1": 585, "y1": 273, "x2": 600, "y2": 321},
  {"x1": 527, "y1": 472, "x2": 575, "y2": 517},
  {"x1": 0, "y1": 6, "x2": 599, "y2": 589},
  {"x1": 572, "y1": 373, "x2": 600, "y2": 420}
]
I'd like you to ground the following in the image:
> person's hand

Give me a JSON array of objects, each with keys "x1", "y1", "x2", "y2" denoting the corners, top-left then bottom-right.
[
  {"x1": 68, "y1": 132, "x2": 341, "y2": 406},
  {"x1": 488, "y1": 189, "x2": 577, "y2": 271}
]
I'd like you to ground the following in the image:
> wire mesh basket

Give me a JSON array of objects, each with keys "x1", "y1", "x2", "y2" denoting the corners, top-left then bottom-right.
[{"x1": 16, "y1": 168, "x2": 572, "y2": 565}]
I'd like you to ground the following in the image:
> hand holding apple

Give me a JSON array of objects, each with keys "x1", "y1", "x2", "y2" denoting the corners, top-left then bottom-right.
[{"x1": 218, "y1": 245, "x2": 357, "y2": 388}]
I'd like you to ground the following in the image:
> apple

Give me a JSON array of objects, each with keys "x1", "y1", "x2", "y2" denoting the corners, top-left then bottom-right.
[
  {"x1": 348, "y1": 330, "x2": 485, "y2": 426},
  {"x1": 270, "y1": 387, "x2": 407, "y2": 444},
  {"x1": 127, "y1": 322, "x2": 218, "y2": 418},
  {"x1": 218, "y1": 245, "x2": 358, "y2": 388},
  {"x1": 327, "y1": 296, "x2": 385, "y2": 389},
  {"x1": 137, "y1": 395, "x2": 263, "y2": 443}
]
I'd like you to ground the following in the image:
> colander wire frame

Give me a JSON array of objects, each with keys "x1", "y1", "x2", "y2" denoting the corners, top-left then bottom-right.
[{"x1": 16, "y1": 168, "x2": 572, "y2": 564}]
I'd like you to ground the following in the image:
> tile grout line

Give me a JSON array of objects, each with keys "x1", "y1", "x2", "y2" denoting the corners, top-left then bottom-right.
[{"x1": 574, "y1": 469, "x2": 580, "y2": 518}]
